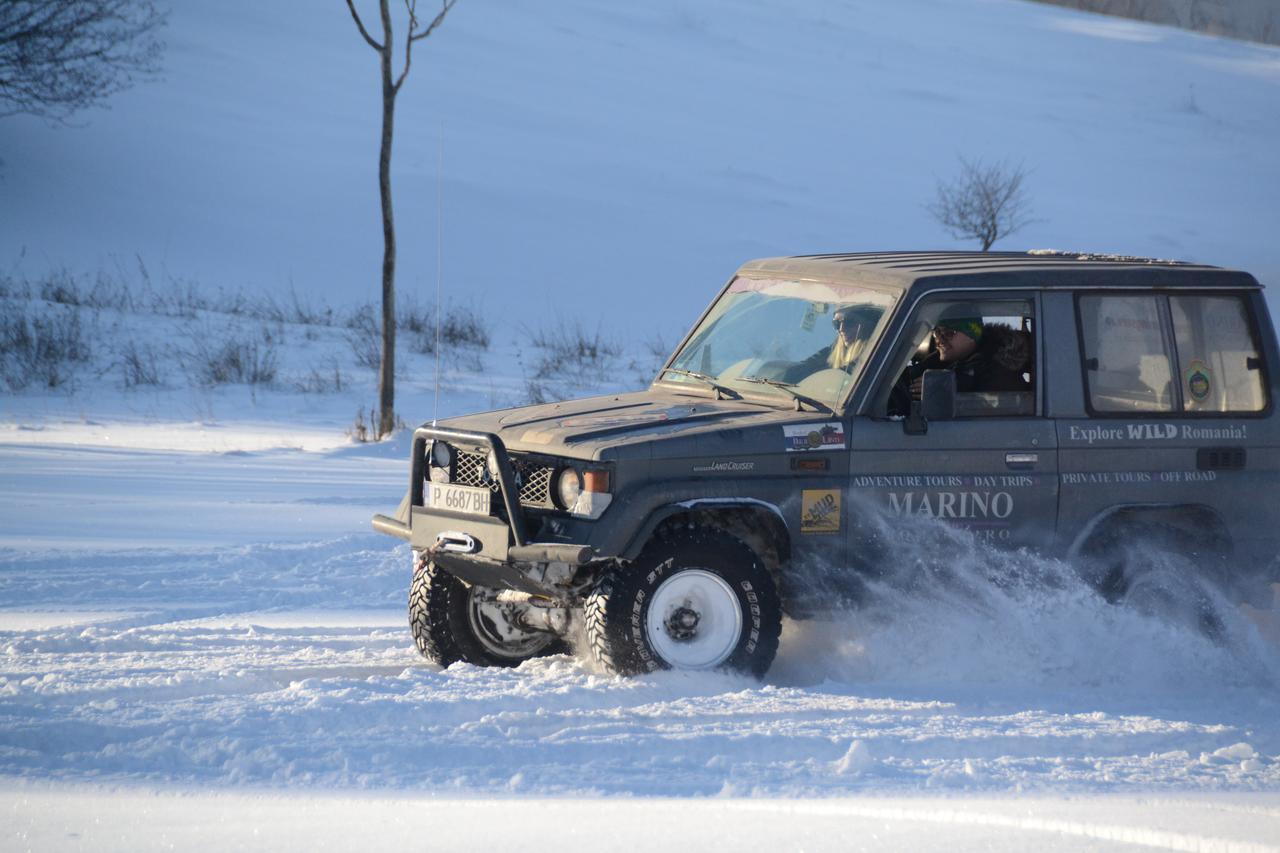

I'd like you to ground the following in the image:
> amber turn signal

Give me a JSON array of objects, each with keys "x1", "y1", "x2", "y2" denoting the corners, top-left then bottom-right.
[{"x1": 583, "y1": 470, "x2": 610, "y2": 493}]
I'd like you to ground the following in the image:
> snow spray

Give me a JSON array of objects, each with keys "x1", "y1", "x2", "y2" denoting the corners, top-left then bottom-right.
[{"x1": 770, "y1": 501, "x2": 1280, "y2": 694}]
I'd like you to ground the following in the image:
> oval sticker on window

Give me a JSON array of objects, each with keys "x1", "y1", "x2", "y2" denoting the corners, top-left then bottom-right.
[{"x1": 1186, "y1": 359, "x2": 1212, "y2": 402}]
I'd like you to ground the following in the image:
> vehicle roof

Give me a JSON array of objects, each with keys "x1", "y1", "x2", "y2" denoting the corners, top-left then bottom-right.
[{"x1": 736, "y1": 251, "x2": 1261, "y2": 292}]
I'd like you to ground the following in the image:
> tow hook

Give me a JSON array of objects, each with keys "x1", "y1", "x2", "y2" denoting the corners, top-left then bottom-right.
[{"x1": 435, "y1": 531, "x2": 478, "y2": 554}]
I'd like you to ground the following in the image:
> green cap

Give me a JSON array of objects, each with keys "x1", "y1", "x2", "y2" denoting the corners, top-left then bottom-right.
[{"x1": 935, "y1": 316, "x2": 984, "y2": 343}]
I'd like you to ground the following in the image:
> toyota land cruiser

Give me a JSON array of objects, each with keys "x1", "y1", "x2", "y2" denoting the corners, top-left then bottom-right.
[{"x1": 373, "y1": 251, "x2": 1279, "y2": 677}]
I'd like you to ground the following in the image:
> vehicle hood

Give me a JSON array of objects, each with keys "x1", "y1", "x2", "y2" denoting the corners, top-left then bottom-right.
[{"x1": 434, "y1": 389, "x2": 811, "y2": 461}]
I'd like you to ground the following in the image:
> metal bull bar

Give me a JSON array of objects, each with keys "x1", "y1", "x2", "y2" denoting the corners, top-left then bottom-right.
[
  {"x1": 371, "y1": 426, "x2": 527, "y2": 546},
  {"x1": 371, "y1": 426, "x2": 593, "y2": 567}
]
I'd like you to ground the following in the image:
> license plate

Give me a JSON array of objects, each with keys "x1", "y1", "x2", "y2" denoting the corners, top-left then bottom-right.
[{"x1": 427, "y1": 483, "x2": 492, "y2": 516}]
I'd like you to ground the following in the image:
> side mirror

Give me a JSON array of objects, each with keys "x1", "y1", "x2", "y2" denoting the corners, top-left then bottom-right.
[{"x1": 921, "y1": 369, "x2": 956, "y2": 421}]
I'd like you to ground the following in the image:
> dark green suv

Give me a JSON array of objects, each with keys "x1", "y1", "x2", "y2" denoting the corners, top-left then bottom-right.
[{"x1": 375, "y1": 251, "x2": 1279, "y2": 677}]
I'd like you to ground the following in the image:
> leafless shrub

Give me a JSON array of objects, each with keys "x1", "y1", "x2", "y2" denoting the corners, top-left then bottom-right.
[
  {"x1": 153, "y1": 276, "x2": 213, "y2": 319},
  {"x1": 522, "y1": 377, "x2": 552, "y2": 406},
  {"x1": 530, "y1": 320, "x2": 621, "y2": 379},
  {"x1": 350, "y1": 298, "x2": 490, "y2": 369},
  {"x1": 38, "y1": 269, "x2": 83, "y2": 306},
  {"x1": 186, "y1": 327, "x2": 278, "y2": 386},
  {"x1": 399, "y1": 298, "x2": 434, "y2": 354},
  {"x1": 400, "y1": 298, "x2": 490, "y2": 354},
  {"x1": 295, "y1": 359, "x2": 347, "y2": 394},
  {"x1": 346, "y1": 304, "x2": 382, "y2": 369},
  {"x1": 0, "y1": 305, "x2": 92, "y2": 390},
  {"x1": 349, "y1": 406, "x2": 377, "y2": 443},
  {"x1": 258, "y1": 286, "x2": 336, "y2": 327},
  {"x1": 630, "y1": 332, "x2": 672, "y2": 387},
  {"x1": 0, "y1": 273, "x2": 29, "y2": 301},
  {"x1": 928, "y1": 157, "x2": 1036, "y2": 252},
  {"x1": 440, "y1": 307, "x2": 489, "y2": 350},
  {"x1": 118, "y1": 340, "x2": 163, "y2": 388},
  {"x1": 347, "y1": 405, "x2": 404, "y2": 442}
]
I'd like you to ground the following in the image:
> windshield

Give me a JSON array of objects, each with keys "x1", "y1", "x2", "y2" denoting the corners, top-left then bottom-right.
[{"x1": 661, "y1": 276, "x2": 898, "y2": 408}]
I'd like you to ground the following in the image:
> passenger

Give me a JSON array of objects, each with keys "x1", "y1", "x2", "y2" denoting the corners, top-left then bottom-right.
[
  {"x1": 786, "y1": 304, "x2": 883, "y2": 381},
  {"x1": 889, "y1": 313, "x2": 1032, "y2": 414}
]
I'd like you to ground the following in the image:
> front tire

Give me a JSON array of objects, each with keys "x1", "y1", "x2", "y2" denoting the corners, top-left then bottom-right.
[
  {"x1": 584, "y1": 529, "x2": 782, "y2": 677},
  {"x1": 409, "y1": 559, "x2": 565, "y2": 667}
]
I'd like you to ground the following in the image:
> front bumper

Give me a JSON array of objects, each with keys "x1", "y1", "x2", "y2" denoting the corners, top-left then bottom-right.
[{"x1": 372, "y1": 425, "x2": 596, "y2": 593}]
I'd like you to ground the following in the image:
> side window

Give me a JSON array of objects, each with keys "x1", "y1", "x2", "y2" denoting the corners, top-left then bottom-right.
[
  {"x1": 1079, "y1": 292, "x2": 1268, "y2": 415},
  {"x1": 1078, "y1": 295, "x2": 1174, "y2": 412},
  {"x1": 882, "y1": 298, "x2": 1036, "y2": 417},
  {"x1": 1169, "y1": 295, "x2": 1267, "y2": 413}
]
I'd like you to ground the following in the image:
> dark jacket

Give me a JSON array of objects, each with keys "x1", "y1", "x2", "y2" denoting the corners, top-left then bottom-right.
[{"x1": 889, "y1": 324, "x2": 1032, "y2": 415}]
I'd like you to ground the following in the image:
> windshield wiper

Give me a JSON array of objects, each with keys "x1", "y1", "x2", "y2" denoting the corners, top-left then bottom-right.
[
  {"x1": 739, "y1": 376, "x2": 834, "y2": 414},
  {"x1": 660, "y1": 368, "x2": 741, "y2": 400}
]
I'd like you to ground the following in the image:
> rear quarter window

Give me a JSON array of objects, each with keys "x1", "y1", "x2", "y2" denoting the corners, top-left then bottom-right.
[
  {"x1": 1169, "y1": 295, "x2": 1267, "y2": 413},
  {"x1": 1077, "y1": 292, "x2": 1268, "y2": 415}
]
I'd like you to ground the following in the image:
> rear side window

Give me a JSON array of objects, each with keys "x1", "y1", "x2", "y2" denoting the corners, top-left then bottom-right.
[
  {"x1": 1078, "y1": 292, "x2": 1268, "y2": 415},
  {"x1": 1078, "y1": 295, "x2": 1174, "y2": 412},
  {"x1": 1169, "y1": 295, "x2": 1267, "y2": 413}
]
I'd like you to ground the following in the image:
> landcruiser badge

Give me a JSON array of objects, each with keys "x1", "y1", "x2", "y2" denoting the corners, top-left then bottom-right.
[
  {"x1": 693, "y1": 461, "x2": 756, "y2": 473},
  {"x1": 1186, "y1": 360, "x2": 1212, "y2": 402},
  {"x1": 801, "y1": 489, "x2": 841, "y2": 534},
  {"x1": 784, "y1": 422, "x2": 846, "y2": 452}
]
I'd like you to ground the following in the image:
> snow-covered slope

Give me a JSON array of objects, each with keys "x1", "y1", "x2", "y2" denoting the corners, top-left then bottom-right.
[{"x1": 3, "y1": 0, "x2": 1279, "y2": 340}]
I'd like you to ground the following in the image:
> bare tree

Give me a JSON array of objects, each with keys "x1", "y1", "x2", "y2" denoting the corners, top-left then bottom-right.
[
  {"x1": 345, "y1": 0, "x2": 456, "y2": 439},
  {"x1": 0, "y1": 0, "x2": 165, "y2": 121},
  {"x1": 928, "y1": 157, "x2": 1035, "y2": 252}
]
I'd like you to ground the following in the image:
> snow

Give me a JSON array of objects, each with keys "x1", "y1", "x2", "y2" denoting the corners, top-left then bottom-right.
[
  {"x1": 2, "y1": 414, "x2": 1279, "y2": 847},
  {"x1": 10, "y1": 789, "x2": 1280, "y2": 853},
  {"x1": 3, "y1": 0, "x2": 1280, "y2": 847}
]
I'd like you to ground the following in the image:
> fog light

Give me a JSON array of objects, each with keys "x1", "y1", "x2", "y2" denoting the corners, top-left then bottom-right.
[{"x1": 430, "y1": 440, "x2": 453, "y2": 469}]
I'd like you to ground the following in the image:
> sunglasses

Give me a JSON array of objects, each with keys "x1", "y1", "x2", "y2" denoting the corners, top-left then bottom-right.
[
  {"x1": 832, "y1": 316, "x2": 863, "y2": 331},
  {"x1": 932, "y1": 326, "x2": 963, "y2": 341}
]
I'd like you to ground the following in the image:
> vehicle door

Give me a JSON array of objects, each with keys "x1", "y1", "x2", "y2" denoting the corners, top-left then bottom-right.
[{"x1": 843, "y1": 291, "x2": 1060, "y2": 577}]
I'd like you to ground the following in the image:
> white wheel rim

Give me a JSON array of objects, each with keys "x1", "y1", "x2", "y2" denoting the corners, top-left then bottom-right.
[
  {"x1": 468, "y1": 591, "x2": 556, "y2": 660},
  {"x1": 646, "y1": 569, "x2": 743, "y2": 670}
]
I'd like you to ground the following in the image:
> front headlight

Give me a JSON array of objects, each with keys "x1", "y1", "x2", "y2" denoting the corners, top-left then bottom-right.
[
  {"x1": 555, "y1": 467, "x2": 582, "y2": 509},
  {"x1": 555, "y1": 466, "x2": 612, "y2": 518}
]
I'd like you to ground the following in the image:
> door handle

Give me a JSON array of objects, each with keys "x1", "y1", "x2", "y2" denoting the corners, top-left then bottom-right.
[{"x1": 1005, "y1": 452, "x2": 1038, "y2": 468}]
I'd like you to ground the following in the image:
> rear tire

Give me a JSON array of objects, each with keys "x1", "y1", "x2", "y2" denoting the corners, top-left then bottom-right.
[
  {"x1": 584, "y1": 529, "x2": 782, "y2": 677},
  {"x1": 409, "y1": 559, "x2": 565, "y2": 667},
  {"x1": 1079, "y1": 523, "x2": 1227, "y2": 638}
]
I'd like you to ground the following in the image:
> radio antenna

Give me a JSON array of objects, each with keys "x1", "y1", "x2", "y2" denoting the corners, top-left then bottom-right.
[{"x1": 432, "y1": 120, "x2": 444, "y2": 427}]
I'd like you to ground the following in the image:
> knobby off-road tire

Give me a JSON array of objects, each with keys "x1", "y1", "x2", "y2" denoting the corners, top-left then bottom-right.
[
  {"x1": 584, "y1": 529, "x2": 783, "y2": 677},
  {"x1": 409, "y1": 560, "x2": 565, "y2": 667},
  {"x1": 1080, "y1": 523, "x2": 1228, "y2": 639}
]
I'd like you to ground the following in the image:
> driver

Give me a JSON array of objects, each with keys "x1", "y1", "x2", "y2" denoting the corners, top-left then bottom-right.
[{"x1": 888, "y1": 311, "x2": 1032, "y2": 415}]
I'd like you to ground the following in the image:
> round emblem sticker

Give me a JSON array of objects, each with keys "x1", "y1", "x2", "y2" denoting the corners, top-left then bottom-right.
[{"x1": 1186, "y1": 360, "x2": 1212, "y2": 402}]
